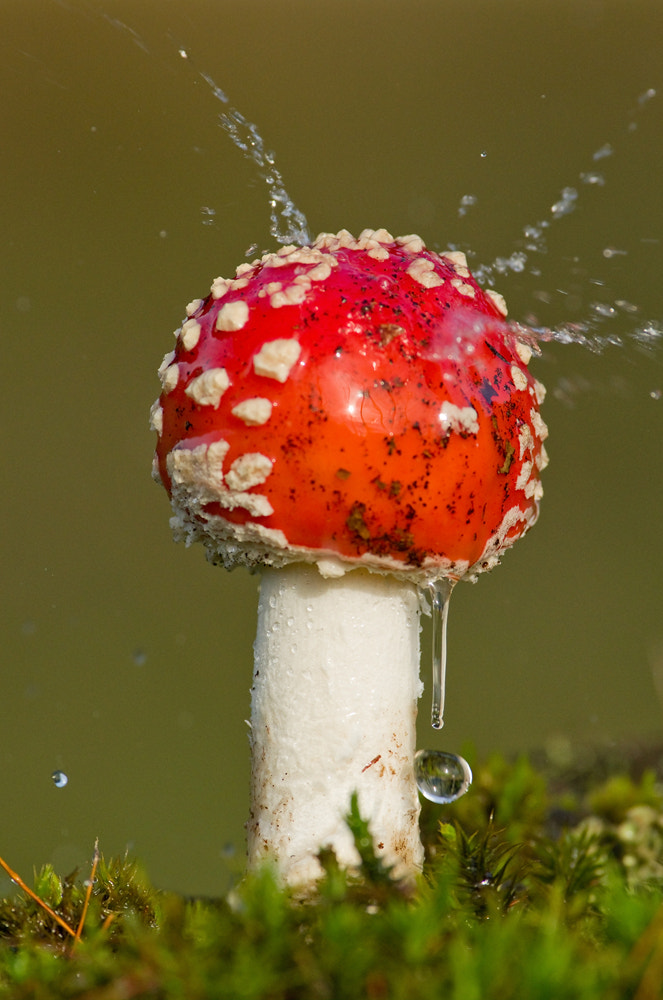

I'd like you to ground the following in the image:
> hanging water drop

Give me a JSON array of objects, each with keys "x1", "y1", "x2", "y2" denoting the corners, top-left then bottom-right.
[
  {"x1": 51, "y1": 770, "x2": 68, "y2": 788},
  {"x1": 414, "y1": 749, "x2": 472, "y2": 804},
  {"x1": 428, "y1": 578, "x2": 454, "y2": 730}
]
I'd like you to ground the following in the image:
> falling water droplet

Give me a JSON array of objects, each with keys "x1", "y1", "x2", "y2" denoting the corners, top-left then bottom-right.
[
  {"x1": 428, "y1": 578, "x2": 454, "y2": 730},
  {"x1": 592, "y1": 142, "x2": 614, "y2": 161},
  {"x1": 51, "y1": 770, "x2": 68, "y2": 788},
  {"x1": 414, "y1": 749, "x2": 472, "y2": 804},
  {"x1": 458, "y1": 193, "x2": 477, "y2": 218}
]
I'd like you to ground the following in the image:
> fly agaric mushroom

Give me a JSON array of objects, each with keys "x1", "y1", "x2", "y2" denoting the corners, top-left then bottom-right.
[{"x1": 151, "y1": 228, "x2": 548, "y2": 886}]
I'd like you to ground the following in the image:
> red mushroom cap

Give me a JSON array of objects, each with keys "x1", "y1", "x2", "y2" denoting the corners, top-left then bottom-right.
[{"x1": 151, "y1": 229, "x2": 548, "y2": 583}]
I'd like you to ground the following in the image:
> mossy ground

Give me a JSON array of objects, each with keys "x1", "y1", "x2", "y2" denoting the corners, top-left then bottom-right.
[{"x1": 2, "y1": 746, "x2": 663, "y2": 999}]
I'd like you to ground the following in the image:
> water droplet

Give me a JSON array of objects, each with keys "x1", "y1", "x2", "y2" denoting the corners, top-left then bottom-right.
[
  {"x1": 580, "y1": 171, "x2": 605, "y2": 186},
  {"x1": 550, "y1": 186, "x2": 578, "y2": 219},
  {"x1": 458, "y1": 194, "x2": 477, "y2": 218},
  {"x1": 603, "y1": 246, "x2": 628, "y2": 259},
  {"x1": 638, "y1": 87, "x2": 657, "y2": 105},
  {"x1": 591, "y1": 301, "x2": 617, "y2": 318},
  {"x1": 593, "y1": 142, "x2": 614, "y2": 161},
  {"x1": 132, "y1": 648, "x2": 147, "y2": 666},
  {"x1": 493, "y1": 251, "x2": 528, "y2": 275},
  {"x1": 414, "y1": 749, "x2": 472, "y2": 804},
  {"x1": 480, "y1": 150, "x2": 488, "y2": 158},
  {"x1": 615, "y1": 299, "x2": 638, "y2": 312},
  {"x1": 51, "y1": 770, "x2": 68, "y2": 788},
  {"x1": 428, "y1": 578, "x2": 454, "y2": 730}
]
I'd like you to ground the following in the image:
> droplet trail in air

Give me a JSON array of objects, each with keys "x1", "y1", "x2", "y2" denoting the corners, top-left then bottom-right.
[
  {"x1": 428, "y1": 578, "x2": 454, "y2": 730},
  {"x1": 414, "y1": 749, "x2": 472, "y2": 804}
]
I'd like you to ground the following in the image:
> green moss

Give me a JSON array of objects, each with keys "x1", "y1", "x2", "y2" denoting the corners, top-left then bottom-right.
[{"x1": 2, "y1": 751, "x2": 663, "y2": 999}]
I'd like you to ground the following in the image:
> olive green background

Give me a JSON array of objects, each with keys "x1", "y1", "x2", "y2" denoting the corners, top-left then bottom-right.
[{"x1": 2, "y1": 0, "x2": 662, "y2": 896}]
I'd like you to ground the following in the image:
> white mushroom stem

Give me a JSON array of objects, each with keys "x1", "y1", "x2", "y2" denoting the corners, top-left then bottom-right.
[{"x1": 247, "y1": 563, "x2": 424, "y2": 886}]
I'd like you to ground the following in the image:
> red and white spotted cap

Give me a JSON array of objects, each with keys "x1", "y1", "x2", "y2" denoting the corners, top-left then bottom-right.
[{"x1": 151, "y1": 229, "x2": 548, "y2": 583}]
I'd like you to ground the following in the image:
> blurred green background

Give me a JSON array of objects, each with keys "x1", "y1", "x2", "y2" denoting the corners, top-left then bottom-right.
[{"x1": 1, "y1": 0, "x2": 662, "y2": 896}]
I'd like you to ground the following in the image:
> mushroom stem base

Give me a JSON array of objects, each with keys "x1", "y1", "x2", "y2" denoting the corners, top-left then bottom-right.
[{"x1": 247, "y1": 564, "x2": 424, "y2": 886}]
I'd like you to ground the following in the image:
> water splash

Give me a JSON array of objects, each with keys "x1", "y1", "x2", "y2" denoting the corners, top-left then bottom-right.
[
  {"x1": 414, "y1": 749, "x2": 472, "y2": 804},
  {"x1": 93, "y1": 22, "x2": 310, "y2": 247},
  {"x1": 468, "y1": 88, "x2": 661, "y2": 357},
  {"x1": 103, "y1": 16, "x2": 658, "y2": 354},
  {"x1": 194, "y1": 63, "x2": 311, "y2": 248},
  {"x1": 524, "y1": 317, "x2": 663, "y2": 356},
  {"x1": 428, "y1": 579, "x2": 455, "y2": 730},
  {"x1": 180, "y1": 47, "x2": 659, "y2": 363},
  {"x1": 474, "y1": 88, "x2": 657, "y2": 283}
]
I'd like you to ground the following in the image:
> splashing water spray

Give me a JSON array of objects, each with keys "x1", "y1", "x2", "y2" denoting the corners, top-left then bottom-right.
[
  {"x1": 466, "y1": 87, "x2": 662, "y2": 355},
  {"x1": 149, "y1": 47, "x2": 659, "y2": 884}
]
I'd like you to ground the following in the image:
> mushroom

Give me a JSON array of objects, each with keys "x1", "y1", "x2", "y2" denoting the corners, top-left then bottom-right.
[{"x1": 151, "y1": 228, "x2": 548, "y2": 886}]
